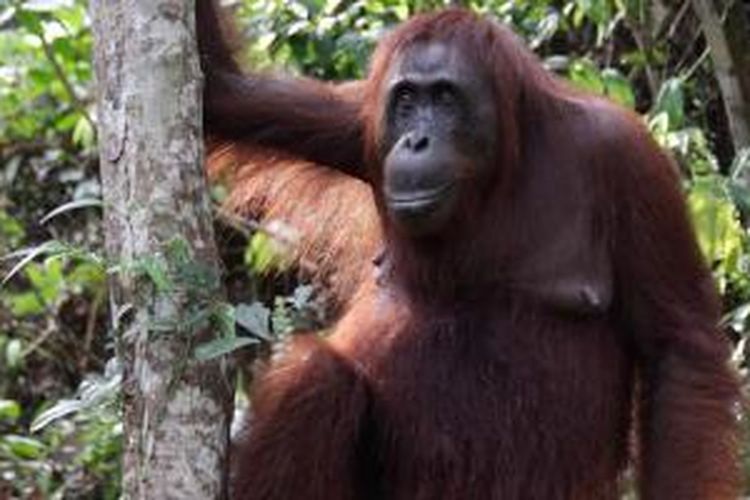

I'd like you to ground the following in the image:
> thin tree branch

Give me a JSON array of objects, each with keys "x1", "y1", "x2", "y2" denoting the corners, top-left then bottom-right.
[{"x1": 37, "y1": 29, "x2": 96, "y2": 132}]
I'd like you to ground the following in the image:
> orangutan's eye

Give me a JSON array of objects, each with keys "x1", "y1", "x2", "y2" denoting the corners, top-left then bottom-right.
[{"x1": 432, "y1": 81, "x2": 457, "y2": 107}]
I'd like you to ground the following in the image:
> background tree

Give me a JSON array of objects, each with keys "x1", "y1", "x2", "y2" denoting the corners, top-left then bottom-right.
[{"x1": 691, "y1": 0, "x2": 750, "y2": 155}]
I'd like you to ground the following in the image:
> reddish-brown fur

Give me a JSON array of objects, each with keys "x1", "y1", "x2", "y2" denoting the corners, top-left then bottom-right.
[{"x1": 198, "y1": 3, "x2": 741, "y2": 498}]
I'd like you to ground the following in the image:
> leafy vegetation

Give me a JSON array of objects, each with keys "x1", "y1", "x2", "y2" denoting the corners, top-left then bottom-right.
[{"x1": 1, "y1": 0, "x2": 748, "y2": 497}]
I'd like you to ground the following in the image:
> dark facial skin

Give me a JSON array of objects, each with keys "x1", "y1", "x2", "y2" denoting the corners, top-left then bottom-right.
[{"x1": 380, "y1": 41, "x2": 498, "y2": 236}]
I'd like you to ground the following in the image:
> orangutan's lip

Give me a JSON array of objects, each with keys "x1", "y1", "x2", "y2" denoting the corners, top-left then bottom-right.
[{"x1": 385, "y1": 183, "x2": 455, "y2": 209}]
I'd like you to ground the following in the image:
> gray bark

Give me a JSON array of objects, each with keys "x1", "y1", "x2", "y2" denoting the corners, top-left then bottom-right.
[
  {"x1": 90, "y1": 1, "x2": 233, "y2": 498},
  {"x1": 691, "y1": 0, "x2": 750, "y2": 152}
]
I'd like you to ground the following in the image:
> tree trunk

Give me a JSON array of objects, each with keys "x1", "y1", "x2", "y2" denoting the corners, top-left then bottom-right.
[
  {"x1": 90, "y1": 1, "x2": 233, "y2": 498},
  {"x1": 691, "y1": 0, "x2": 750, "y2": 153}
]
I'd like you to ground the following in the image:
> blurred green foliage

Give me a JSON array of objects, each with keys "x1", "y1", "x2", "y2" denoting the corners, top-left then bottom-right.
[{"x1": 0, "y1": 0, "x2": 749, "y2": 497}]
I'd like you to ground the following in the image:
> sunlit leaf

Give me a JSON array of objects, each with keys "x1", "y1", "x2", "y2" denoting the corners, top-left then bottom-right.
[
  {"x1": 22, "y1": 0, "x2": 75, "y2": 12},
  {"x1": 0, "y1": 400, "x2": 21, "y2": 421},
  {"x1": 568, "y1": 58, "x2": 604, "y2": 94},
  {"x1": 245, "y1": 231, "x2": 290, "y2": 275},
  {"x1": 2, "y1": 435, "x2": 46, "y2": 459},
  {"x1": 8, "y1": 290, "x2": 43, "y2": 316},
  {"x1": 688, "y1": 177, "x2": 744, "y2": 292},
  {"x1": 26, "y1": 259, "x2": 64, "y2": 304}
]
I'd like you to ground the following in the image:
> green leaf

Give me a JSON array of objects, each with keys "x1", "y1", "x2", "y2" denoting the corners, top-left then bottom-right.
[
  {"x1": 688, "y1": 177, "x2": 744, "y2": 292},
  {"x1": 134, "y1": 256, "x2": 171, "y2": 292},
  {"x1": 66, "y1": 261, "x2": 106, "y2": 289},
  {"x1": 55, "y1": 5, "x2": 85, "y2": 32},
  {"x1": 175, "y1": 261, "x2": 221, "y2": 295},
  {"x1": 7, "y1": 291, "x2": 46, "y2": 316},
  {"x1": 14, "y1": 10, "x2": 43, "y2": 35},
  {"x1": 245, "y1": 232, "x2": 289, "y2": 275},
  {"x1": 2, "y1": 435, "x2": 46, "y2": 460},
  {"x1": 212, "y1": 302, "x2": 236, "y2": 338},
  {"x1": 568, "y1": 58, "x2": 604, "y2": 95},
  {"x1": 194, "y1": 336, "x2": 258, "y2": 361},
  {"x1": 0, "y1": 211, "x2": 25, "y2": 250},
  {"x1": 51, "y1": 37, "x2": 76, "y2": 62},
  {"x1": 26, "y1": 259, "x2": 64, "y2": 304},
  {"x1": 602, "y1": 68, "x2": 635, "y2": 108},
  {"x1": 165, "y1": 236, "x2": 192, "y2": 267},
  {"x1": 652, "y1": 78, "x2": 684, "y2": 130},
  {"x1": 54, "y1": 111, "x2": 80, "y2": 132},
  {"x1": 72, "y1": 115, "x2": 95, "y2": 148},
  {"x1": 0, "y1": 400, "x2": 21, "y2": 422}
]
